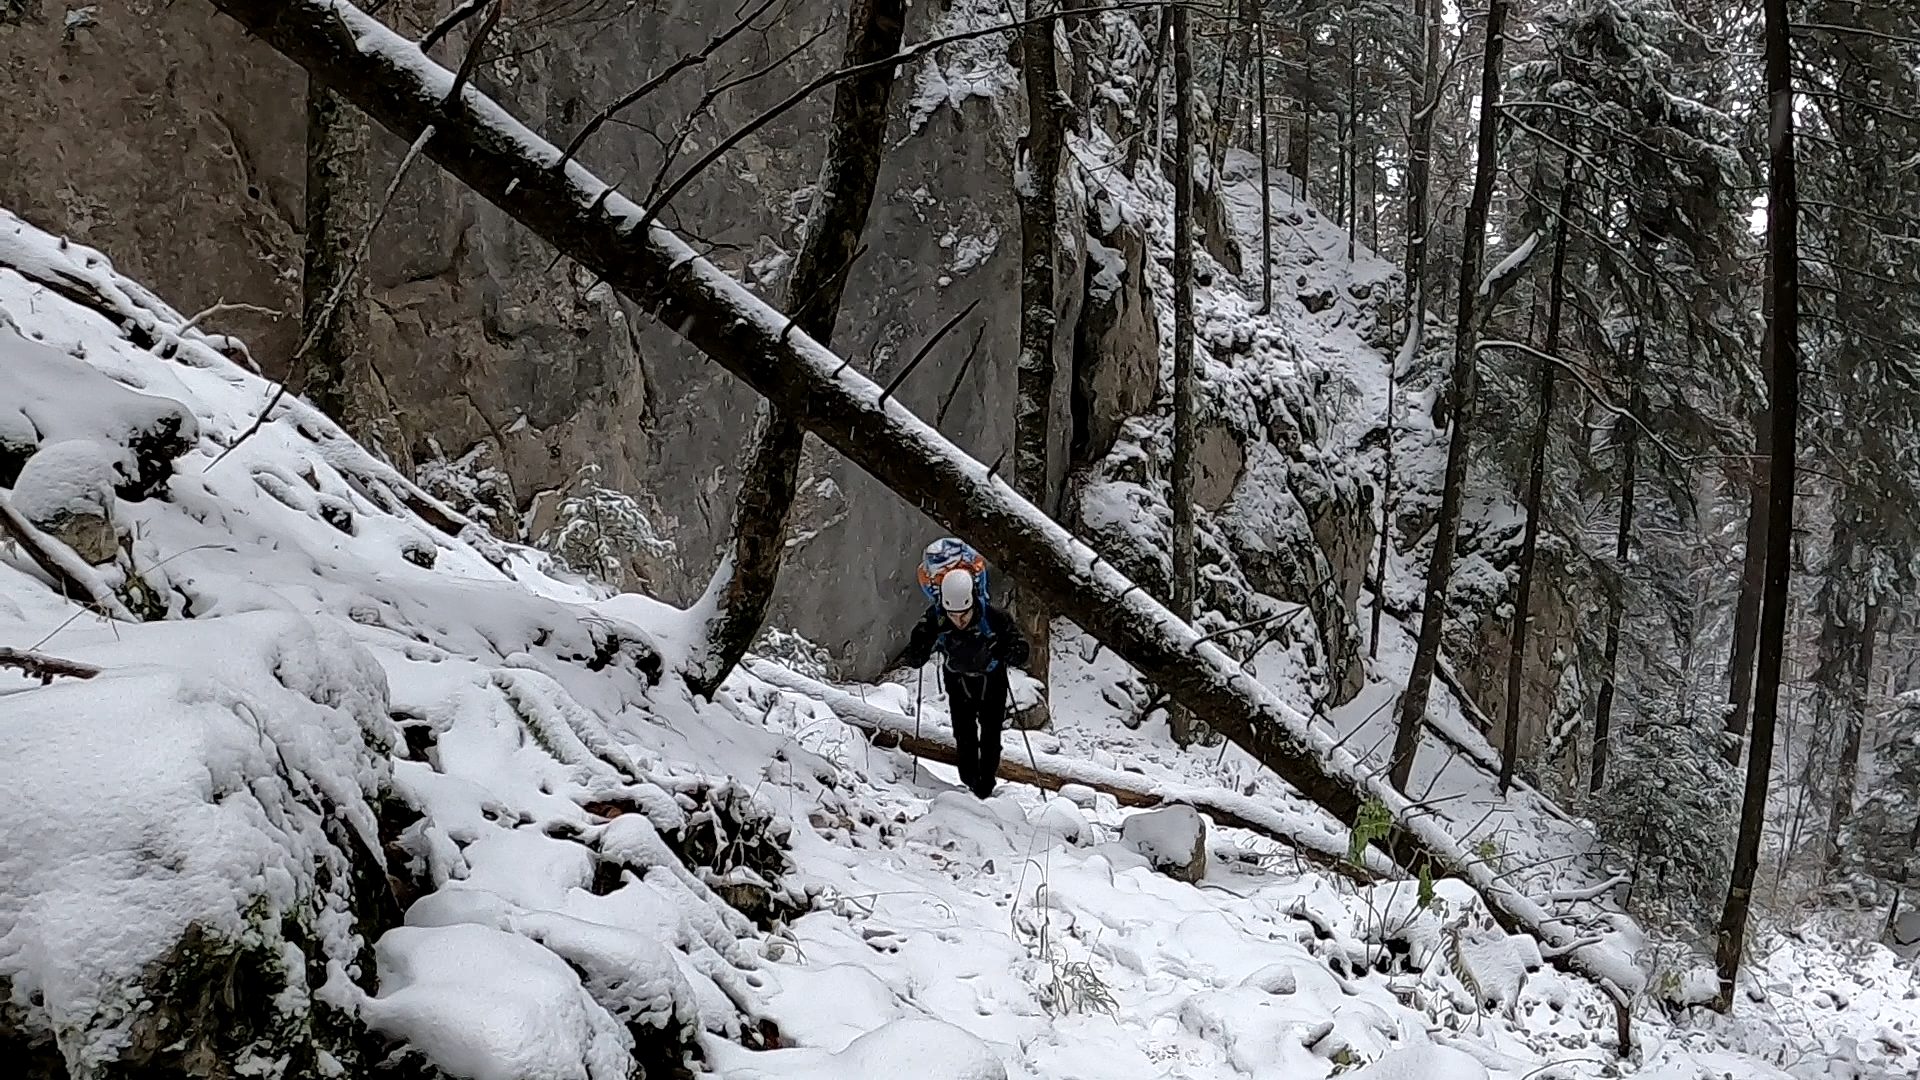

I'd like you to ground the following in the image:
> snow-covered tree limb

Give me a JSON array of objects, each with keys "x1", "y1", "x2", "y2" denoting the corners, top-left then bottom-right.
[{"x1": 204, "y1": 0, "x2": 1640, "y2": 1027}]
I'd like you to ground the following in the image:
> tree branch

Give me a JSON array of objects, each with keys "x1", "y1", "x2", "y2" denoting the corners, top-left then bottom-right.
[{"x1": 0, "y1": 647, "x2": 101, "y2": 684}]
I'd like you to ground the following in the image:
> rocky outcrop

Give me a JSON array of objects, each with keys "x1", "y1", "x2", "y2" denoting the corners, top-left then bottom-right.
[
  {"x1": 1073, "y1": 189, "x2": 1159, "y2": 467},
  {"x1": 0, "y1": 0, "x2": 1086, "y2": 676},
  {"x1": 1448, "y1": 532, "x2": 1580, "y2": 770}
]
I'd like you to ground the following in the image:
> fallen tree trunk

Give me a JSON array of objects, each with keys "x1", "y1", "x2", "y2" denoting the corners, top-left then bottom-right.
[
  {"x1": 747, "y1": 660, "x2": 1385, "y2": 883},
  {"x1": 203, "y1": 0, "x2": 1639, "y2": 1030}
]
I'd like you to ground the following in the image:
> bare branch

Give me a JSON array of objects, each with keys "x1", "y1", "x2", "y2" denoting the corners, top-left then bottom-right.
[
  {"x1": 635, "y1": 1, "x2": 1169, "y2": 235},
  {"x1": 447, "y1": 0, "x2": 502, "y2": 104},
  {"x1": 419, "y1": 0, "x2": 489, "y2": 52},
  {"x1": 1475, "y1": 340, "x2": 1693, "y2": 467},
  {"x1": 0, "y1": 647, "x2": 101, "y2": 684},
  {"x1": 0, "y1": 491, "x2": 135, "y2": 621},
  {"x1": 881, "y1": 297, "x2": 981, "y2": 403},
  {"x1": 179, "y1": 300, "x2": 283, "y2": 335},
  {"x1": 555, "y1": 0, "x2": 782, "y2": 172}
]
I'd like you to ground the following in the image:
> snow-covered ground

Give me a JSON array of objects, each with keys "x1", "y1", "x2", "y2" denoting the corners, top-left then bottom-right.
[{"x1": 2, "y1": 185, "x2": 1915, "y2": 1080}]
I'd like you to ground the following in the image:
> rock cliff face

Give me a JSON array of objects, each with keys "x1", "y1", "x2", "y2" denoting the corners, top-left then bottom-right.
[
  {"x1": 0, "y1": 0, "x2": 1091, "y2": 674},
  {"x1": 0, "y1": 1, "x2": 1380, "y2": 682}
]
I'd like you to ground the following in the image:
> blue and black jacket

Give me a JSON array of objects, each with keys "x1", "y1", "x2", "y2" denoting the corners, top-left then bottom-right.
[{"x1": 901, "y1": 604, "x2": 1030, "y2": 677}]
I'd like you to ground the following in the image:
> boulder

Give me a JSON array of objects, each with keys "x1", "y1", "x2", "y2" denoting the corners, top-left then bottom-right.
[
  {"x1": 0, "y1": 328, "x2": 197, "y2": 498},
  {"x1": 1121, "y1": 805, "x2": 1208, "y2": 883},
  {"x1": 11, "y1": 439, "x2": 123, "y2": 564},
  {"x1": 1194, "y1": 424, "x2": 1245, "y2": 512}
]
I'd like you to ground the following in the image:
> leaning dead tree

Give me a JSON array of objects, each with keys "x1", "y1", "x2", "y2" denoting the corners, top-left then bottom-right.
[
  {"x1": 684, "y1": 0, "x2": 908, "y2": 699},
  {"x1": 205, "y1": 0, "x2": 1640, "y2": 1032}
]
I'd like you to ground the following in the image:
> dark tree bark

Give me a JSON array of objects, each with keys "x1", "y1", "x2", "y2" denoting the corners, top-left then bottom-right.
[
  {"x1": 1169, "y1": 2, "x2": 1202, "y2": 747},
  {"x1": 1388, "y1": 0, "x2": 1513, "y2": 793},
  {"x1": 302, "y1": 81, "x2": 373, "y2": 437},
  {"x1": 209, "y1": 0, "x2": 1646, "y2": 1019},
  {"x1": 1209, "y1": 1, "x2": 1252, "y2": 183},
  {"x1": 1723, "y1": 400, "x2": 1771, "y2": 766},
  {"x1": 1716, "y1": 0, "x2": 1798, "y2": 1009},
  {"x1": 1343, "y1": 2, "x2": 1358, "y2": 262},
  {"x1": 685, "y1": 0, "x2": 908, "y2": 698},
  {"x1": 1285, "y1": 18, "x2": 1314, "y2": 196},
  {"x1": 1589, "y1": 341, "x2": 1644, "y2": 795},
  {"x1": 1126, "y1": 9, "x2": 1170, "y2": 178},
  {"x1": 1061, "y1": 0, "x2": 1093, "y2": 133},
  {"x1": 1256, "y1": 13, "x2": 1274, "y2": 314},
  {"x1": 1012, "y1": 0, "x2": 1072, "y2": 696},
  {"x1": 1401, "y1": 0, "x2": 1440, "y2": 316},
  {"x1": 1498, "y1": 173, "x2": 1575, "y2": 795}
]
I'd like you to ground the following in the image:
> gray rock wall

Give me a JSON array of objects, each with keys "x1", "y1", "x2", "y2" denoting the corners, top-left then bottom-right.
[{"x1": 0, "y1": 0, "x2": 1088, "y2": 674}]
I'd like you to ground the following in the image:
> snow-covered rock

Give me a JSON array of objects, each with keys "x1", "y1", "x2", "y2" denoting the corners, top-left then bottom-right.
[
  {"x1": 12, "y1": 439, "x2": 122, "y2": 563},
  {"x1": 1121, "y1": 804, "x2": 1208, "y2": 883}
]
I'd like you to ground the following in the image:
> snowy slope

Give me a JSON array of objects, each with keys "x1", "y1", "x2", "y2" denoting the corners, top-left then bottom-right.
[{"x1": 1, "y1": 206, "x2": 1913, "y2": 1080}]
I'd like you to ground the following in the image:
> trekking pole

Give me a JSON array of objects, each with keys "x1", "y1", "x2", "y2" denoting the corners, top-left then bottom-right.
[{"x1": 913, "y1": 664, "x2": 925, "y2": 786}]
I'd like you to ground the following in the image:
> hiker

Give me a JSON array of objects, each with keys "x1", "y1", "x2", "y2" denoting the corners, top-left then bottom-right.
[{"x1": 901, "y1": 565, "x2": 1030, "y2": 799}]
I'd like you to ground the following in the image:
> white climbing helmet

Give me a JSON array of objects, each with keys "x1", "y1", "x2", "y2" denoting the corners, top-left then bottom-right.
[{"x1": 940, "y1": 568, "x2": 976, "y2": 612}]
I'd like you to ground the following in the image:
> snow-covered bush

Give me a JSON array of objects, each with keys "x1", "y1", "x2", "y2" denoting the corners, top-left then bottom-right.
[
  {"x1": 536, "y1": 463, "x2": 677, "y2": 590},
  {"x1": 754, "y1": 627, "x2": 835, "y2": 682},
  {"x1": 413, "y1": 437, "x2": 516, "y2": 537}
]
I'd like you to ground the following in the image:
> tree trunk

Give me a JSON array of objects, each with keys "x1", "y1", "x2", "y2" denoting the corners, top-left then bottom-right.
[
  {"x1": 749, "y1": 659, "x2": 1380, "y2": 883},
  {"x1": 685, "y1": 0, "x2": 907, "y2": 699},
  {"x1": 1388, "y1": 0, "x2": 1513, "y2": 793},
  {"x1": 220, "y1": 1, "x2": 1646, "y2": 1018},
  {"x1": 302, "y1": 80, "x2": 373, "y2": 438},
  {"x1": 1716, "y1": 0, "x2": 1797, "y2": 1009},
  {"x1": 1208, "y1": 1, "x2": 1250, "y2": 183},
  {"x1": 1498, "y1": 174, "x2": 1574, "y2": 795},
  {"x1": 1344, "y1": 4, "x2": 1358, "y2": 262},
  {"x1": 1061, "y1": 0, "x2": 1093, "y2": 134},
  {"x1": 1589, "y1": 362, "x2": 1642, "y2": 795},
  {"x1": 1401, "y1": 0, "x2": 1439, "y2": 316},
  {"x1": 1169, "y1": 3, "x2": 1203, "y2": 747},
  {"x1": 1723, "y1": 403, "x2": 1771, "y2": 766},
  {"x1": 1126, "y1": 9, "x2": 1170, "y2": 178},
  {"x1": 1824, "y1": 598, "x2": 1880, "y2": 869},
  {"x1": 1012, "y1": 0, "x2": 1070, "y2": 699},
  {"x1": 1286, "y1": 22, "x2": 1312, "y2": 196},
  {"x1": 1256, "y1": 14, "x2": 1274, "y2": 314}
]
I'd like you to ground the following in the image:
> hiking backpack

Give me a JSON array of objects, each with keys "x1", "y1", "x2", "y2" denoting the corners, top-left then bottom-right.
[{"x1": 917, "y1": 537, "x2": 990, "y2": 610}]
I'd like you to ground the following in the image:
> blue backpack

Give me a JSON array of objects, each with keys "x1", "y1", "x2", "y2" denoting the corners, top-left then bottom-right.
[
  {"x1": 917, "y1": 537, "x2": 991, "y2": 609},
  {"x1": 917, "y1": 538, "x2": 998, "y2": 668}
]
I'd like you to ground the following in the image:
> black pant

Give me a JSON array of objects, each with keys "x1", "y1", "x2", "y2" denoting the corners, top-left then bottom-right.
[{"x1": 946, "y1": 666, "x2": 1008, "y2": 797}]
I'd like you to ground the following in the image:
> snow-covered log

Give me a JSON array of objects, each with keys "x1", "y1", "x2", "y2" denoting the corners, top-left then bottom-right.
[
  {"x1": 746, "y1": 660, "x2": 1386, "y2": 884},
  {"x1": 204, "y1": 0, "x2": 1640, "y2": 1027}
]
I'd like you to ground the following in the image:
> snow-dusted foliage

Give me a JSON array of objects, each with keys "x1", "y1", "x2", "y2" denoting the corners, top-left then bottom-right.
[
  {"x1": 1591, "y1": 673, "x2": 1737, "y2": 925},
  {"x1": 414, "y1": 437, "x2": 517, "y2": 537},
  {"x1": 536, "y1": 463, "x2": 677, "y2": 590}
]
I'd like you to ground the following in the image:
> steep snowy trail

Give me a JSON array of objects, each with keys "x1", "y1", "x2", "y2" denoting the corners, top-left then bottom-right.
[{"x1": 3, "y1": 209, "x2": 1914, "y2": 1079}]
